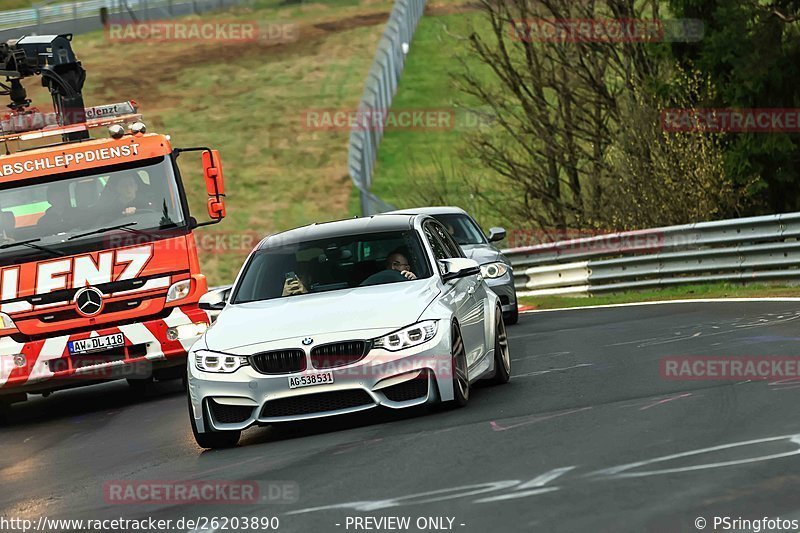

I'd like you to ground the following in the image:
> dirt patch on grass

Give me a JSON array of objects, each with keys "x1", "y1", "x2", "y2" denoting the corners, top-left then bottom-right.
[
  {"x1": 425, "y1": 1, "x2": 481, "y2": 16},
  {"x1": 89, "y1": 11, "x2": 390, "y2": 113},
  {"x1": 313, "y1": 12, "x2": 389, "y2": 32}
]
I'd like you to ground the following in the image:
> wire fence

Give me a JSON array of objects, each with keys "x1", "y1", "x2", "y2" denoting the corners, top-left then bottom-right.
[{"x1": 347, "y1": 0, "x2": 426, "y2": 216}]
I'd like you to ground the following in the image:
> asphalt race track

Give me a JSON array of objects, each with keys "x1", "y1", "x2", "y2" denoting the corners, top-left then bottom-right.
[{"x1": 5, "y1": 301, "x2": 800, "y2": 532}]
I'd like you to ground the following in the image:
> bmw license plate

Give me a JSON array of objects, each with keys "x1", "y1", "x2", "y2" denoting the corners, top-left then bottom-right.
[
  {"x1": 68, "y1": 333, "x2": 125, "y2": 355},
  {"x1": 288, "y1": 372, "x2": 334, "y2": 389}
]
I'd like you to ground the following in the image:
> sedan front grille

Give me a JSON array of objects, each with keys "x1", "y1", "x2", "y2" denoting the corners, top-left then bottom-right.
[
  {"x1": 311, "y1": 341, "x2": 369, "y2": 369},
  {"x1": 250, "y1": 349, "x2": 306, "y2": 374},
  {"x1": 382, "y1": 375, "x2": 429, "y2": 402},
  {"x1": 208, "y1": 400, "x2": 254, "y2": 424},
  {"x1": 260, "y1": 389, "x2": 374, "y2": 418}
]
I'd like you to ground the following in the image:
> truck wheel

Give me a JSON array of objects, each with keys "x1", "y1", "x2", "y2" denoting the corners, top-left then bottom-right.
[
  {"x1": 0, "y1": 401, "x2": 11, "y2": 424},
  {"x1": 127, "y1": 376, "x2": 154, "y2": 394},
  {"x1": 0, "y1": 393, "x2": 25, "y2": 424}
]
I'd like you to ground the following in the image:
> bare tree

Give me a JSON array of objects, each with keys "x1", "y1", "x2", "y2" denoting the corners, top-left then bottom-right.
[{"x1": 454, "y1": 0, "x2": 744, "y2": 232}]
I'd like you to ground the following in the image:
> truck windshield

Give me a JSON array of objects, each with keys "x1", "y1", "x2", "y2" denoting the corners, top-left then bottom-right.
[{"x1": 0, "y1": 156, "x2": 186, "y2": 259}]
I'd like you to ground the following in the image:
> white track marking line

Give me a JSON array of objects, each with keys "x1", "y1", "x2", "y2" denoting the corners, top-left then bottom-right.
[{"x1": 520, "y1": 298, "x2": 800, "y2": 314}]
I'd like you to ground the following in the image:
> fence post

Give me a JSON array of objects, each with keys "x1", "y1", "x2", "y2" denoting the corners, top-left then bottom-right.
[{"x1": 347, "y1": 0, "x2": 428, "y2": 215}]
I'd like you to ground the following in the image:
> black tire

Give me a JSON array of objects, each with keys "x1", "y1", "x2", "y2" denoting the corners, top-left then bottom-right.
[
  {"x1": 0, "y1": 401, "x2": 11, "y2": 425},
  {"x1": 492, "y1": 307, "x2": 511, "y2": 384},
  {"x1": 126, "y1": 376, "x2": 154, "y2": 394},
  {"x1": 450, "y1": 323, "x2": 469, "y2": 407},
  {"x1": 0, "y1": 393, "x2": 23, "y2": 424},
  {"x1": 188, "y1": 394, "x2": 240, "y2": 449},
  {"x1": 504, "y1": 305, "x2": 519, "y2": 325}
]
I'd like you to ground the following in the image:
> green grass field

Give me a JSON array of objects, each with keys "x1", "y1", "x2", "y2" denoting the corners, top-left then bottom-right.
[
  {"x1": 519, "y1": 283, "x2": 800, "y2": 310},
  {"x1": 366, "y1": 7, "x2": 512, "y2": 229},
  {"x1": 20, "y1": 0, "x2": 395, "y2": 284},
  {"x1": 2, "y1": 1, "x2": 40, "y2": 8}
]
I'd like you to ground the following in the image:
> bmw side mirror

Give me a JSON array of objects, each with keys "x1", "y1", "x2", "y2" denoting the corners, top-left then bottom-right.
[
  {"x1": 487, "y1": 227, "x2": 506, "y2": 243},
  {"x1": 199, "y1": 285, "x2": 231, "y2": 312},
  {"x1": 439, "y1": 258, "x2": 481, "y2": 281}
]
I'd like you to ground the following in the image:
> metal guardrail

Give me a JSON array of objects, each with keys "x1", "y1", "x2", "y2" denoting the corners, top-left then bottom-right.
[
  {"x1": 347, "y1": 0, "x2": 426, "y2": 216},
  {"x1": 502, "y1": 213, "x2": 800, "y2": 297},
  {"x1": 0, "y1": 0, "x2": 248, "y2": 34}
]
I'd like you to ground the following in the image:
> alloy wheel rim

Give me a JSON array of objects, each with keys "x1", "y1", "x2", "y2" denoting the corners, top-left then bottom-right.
[
  {"x1": 497, "y1": 316, "x2": 510, "y2": 373},
  {"x1": 453, "y1": 330, "x2": 469, "y2": 398}
]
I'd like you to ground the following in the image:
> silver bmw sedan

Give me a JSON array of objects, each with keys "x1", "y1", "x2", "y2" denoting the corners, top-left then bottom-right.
[{"x1": 187, "y1": 214, "x2": 511, "y2": 449}]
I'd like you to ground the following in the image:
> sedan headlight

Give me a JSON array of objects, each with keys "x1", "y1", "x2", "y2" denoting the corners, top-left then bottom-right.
[
  {"x1": 194, "y1": 350, "x2": 249, "y2": 373},
  {"x1": 480, "y1": 262, "x2": 509, "y2": 279},
  {"x1": 373, "y1": 320, "x2": 438, "y2": 351}
]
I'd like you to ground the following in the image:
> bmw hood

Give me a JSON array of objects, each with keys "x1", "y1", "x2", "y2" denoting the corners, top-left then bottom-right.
[
  {"x1": 461, "y1": 244, "x2": 505, "y2": 265},
  {"x1": 203, "y1": 280, "x2": 441, "y2": 351}
]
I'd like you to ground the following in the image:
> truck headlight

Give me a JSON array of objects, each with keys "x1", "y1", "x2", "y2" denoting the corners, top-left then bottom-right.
[
  {"x1": 373, "y1": 320, "x2": 438, "y2": 351},
  {"x1": 194, "y1": 350, "x2": 249, "y2": 373},
  {"x1": 0, "y1": 312, "x2": 16, "y2": 330},
  {"x1": 480, "y1": 262, "x2": 509, "y2": 279},
  {"x1": 166, "y1": 279, "x2": 192, "y2": 303},
  {"x1": 167, "y1": 322, "x2": 208, "y2": 341}
]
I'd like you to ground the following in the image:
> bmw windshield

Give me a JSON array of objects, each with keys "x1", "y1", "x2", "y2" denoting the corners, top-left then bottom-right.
[
  {"x1": 232, "y1": 230, "x2": 432, "y2": 304},
  {"x1": 433, "y1": 214, "x2": 487, "y2": 246},
  {"x1": 0, "y1": 156, "x2": 187, "y2": 260}
]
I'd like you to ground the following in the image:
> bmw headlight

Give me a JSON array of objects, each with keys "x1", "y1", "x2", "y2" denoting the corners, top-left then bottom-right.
[
  {"x1": 194, "y1": 350, "x2": 249, "y2": 373},
  {"x1": 480, "y1": 262, "x2": 509, "y2": 279},
  {"x1": 373, "y1": 320, "x2": 438, "y2": 351}
]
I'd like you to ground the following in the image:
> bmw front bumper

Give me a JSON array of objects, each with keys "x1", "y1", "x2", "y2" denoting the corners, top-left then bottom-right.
[
  {"x1": 188, "y1": 325, "x2": 456, "y2": 433},
  {"x1": 485, "y1": 271, "x2": 517, "y2": 315}
]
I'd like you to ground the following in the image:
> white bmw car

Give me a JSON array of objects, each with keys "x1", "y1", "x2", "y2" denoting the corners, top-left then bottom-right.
[{"x1": 188, "y1": 214, "x2": 510, "y2": 449}]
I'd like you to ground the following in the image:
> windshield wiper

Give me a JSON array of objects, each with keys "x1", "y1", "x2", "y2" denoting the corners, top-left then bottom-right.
[
  {"x1": 68, "y1": 222, "x2": 140, "y2": 241},
  {"x1": 0, "y1": 238, "x2": 64, "y2": 256}
]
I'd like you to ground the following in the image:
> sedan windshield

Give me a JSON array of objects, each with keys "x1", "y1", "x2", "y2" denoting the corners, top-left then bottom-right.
[
  {"x1": 0, "y1": 156, "x2": 186, "y2": 259},
  {"x1": 433, "y1": 214, "x2": 487, "y2": 245},
  {"x1": 232, "y1": 230, "x2": 432, "y2": 304}
]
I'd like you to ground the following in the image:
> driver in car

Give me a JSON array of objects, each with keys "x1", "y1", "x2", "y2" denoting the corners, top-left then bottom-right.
[
  {"x1": 101, "y1": 174, "x2": 147, "y2": 221},
  {"x1": 386, "y1": 249, "x2": 417, "y2": 280}
]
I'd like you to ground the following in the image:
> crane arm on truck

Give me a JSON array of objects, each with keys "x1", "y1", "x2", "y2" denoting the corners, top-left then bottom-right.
[{"x1": 0, "y1": 34, "x2": 88, "y2": 141}]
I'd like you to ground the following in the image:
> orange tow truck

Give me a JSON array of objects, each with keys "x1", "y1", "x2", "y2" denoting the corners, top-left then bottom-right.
[{"x1": 0, "y1": 34, "x2": 227, "y2": 412}]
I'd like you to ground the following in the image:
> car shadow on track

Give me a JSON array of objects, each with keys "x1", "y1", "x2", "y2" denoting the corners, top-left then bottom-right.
[
  {"x1": 233, "y1": 386, "x2": 498, "y2": 449},
  {"x1": 0, "y1": 379, "x2": 185, "y2": 428}
]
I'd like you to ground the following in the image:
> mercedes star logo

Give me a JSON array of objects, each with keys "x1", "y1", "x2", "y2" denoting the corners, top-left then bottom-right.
[
  {"x1": 74, "y1": 286, "x2": 104, "y2": 317},
  {"x1": 302, "y1": 337, "x2": 314, "y2": 346}
]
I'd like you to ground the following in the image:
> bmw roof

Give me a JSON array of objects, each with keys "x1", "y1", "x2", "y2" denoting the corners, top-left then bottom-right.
[
  {"x1": 383, "y1": 206, "x2": 469, "y2": 216},
  {"x1": 258, "y1": 214, "x2": 424, "y2": 249}
]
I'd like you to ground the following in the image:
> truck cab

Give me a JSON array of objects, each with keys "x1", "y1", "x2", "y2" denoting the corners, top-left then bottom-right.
[{"x1": 0, "y1": 35, "x2": 226, "y2": 404}]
